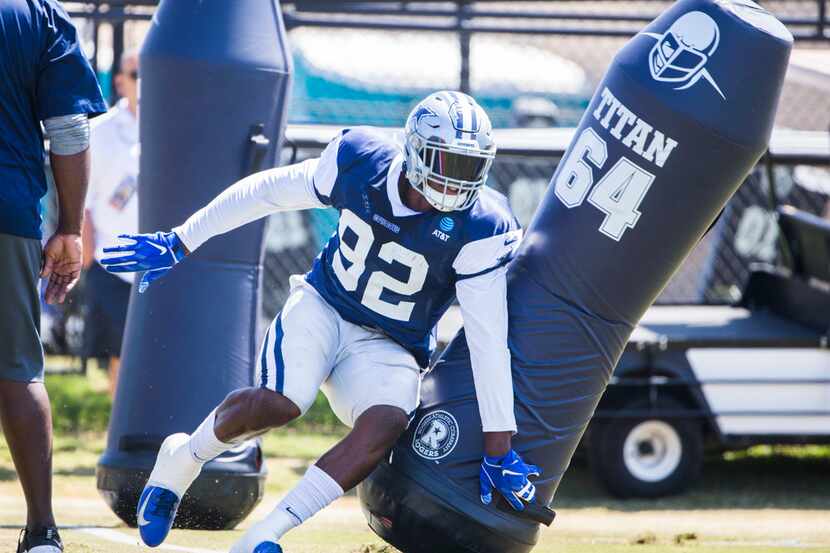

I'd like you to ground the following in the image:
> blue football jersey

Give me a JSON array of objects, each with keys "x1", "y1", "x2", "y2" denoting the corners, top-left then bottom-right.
[{"x1": 305, "y1": 127, "x2": 521, "y2": 367}]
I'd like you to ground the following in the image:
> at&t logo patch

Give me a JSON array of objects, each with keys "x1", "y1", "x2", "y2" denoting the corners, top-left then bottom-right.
[
  {"x1": 412, "y1": 410, "x2": 459, "y2": 461},
  {"x1": 432, "y1": 216, "x2": 455, "y2": 243}
]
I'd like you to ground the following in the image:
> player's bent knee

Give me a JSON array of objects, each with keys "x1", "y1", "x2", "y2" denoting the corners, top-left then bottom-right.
[
  {"x1": 219, "y1": 387, "x2": 301, "y2": 435},
  {"x1": 356, "y1": 405, "x2": 409, "y2": 453},
  {"x1": 385, "y1": 408, "x2": 410, "y2": 435},
  {"x1": 247, "y1": 388, "x2": 301, "y2": 432}
]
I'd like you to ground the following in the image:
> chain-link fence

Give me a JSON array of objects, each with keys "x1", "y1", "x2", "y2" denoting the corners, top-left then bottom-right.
[
  {"x1": 287, "y1": 26, "x2": 830, "y2": 131},
  {"x1": 281, "y1": 1, "x2": 830, "y2": 131},
  {"x1": 66, "y1": 2, "x2": 830, "y2": 131},
  {"x1": 286, "y1": 27, "x2": 593, "y2": 128}
]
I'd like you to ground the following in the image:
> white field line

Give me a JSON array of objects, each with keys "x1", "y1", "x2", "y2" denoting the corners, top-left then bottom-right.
[
  {"x1": 705, "y1": 540, "x2": 813, "y2": 549},
  {"x1": 78, "y1": 528, "x2": 225, "y2": 553}
]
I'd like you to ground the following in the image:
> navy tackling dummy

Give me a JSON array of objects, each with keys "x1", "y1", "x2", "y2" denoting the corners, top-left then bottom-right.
[{"x1": 102, "y1": 91, "x2": 540, "y2": 552}]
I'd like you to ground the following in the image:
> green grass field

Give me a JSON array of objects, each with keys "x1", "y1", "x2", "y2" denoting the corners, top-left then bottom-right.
[{"x1": 1, "y1": 370, "x2": 828, "y2": 552}]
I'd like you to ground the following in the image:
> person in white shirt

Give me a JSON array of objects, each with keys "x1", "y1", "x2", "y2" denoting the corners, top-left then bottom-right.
[{"x1": 81, "y1": 50, "x2": 139, "y2": 397}]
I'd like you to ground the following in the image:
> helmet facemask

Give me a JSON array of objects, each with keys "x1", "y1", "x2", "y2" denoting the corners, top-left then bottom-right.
[{"x1": 406, "y1": 136, "x2": 495, "y2": 212}]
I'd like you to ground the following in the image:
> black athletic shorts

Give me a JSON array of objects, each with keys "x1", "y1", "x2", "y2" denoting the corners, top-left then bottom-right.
[
  {"x1": 0, "y1": 233, "x2": 45, "y2": 382},
  {"x1": 83, "y1": 262, "x2": 131, "y2": 358}
]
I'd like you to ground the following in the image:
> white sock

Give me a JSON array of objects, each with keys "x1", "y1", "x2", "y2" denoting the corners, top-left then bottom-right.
[
  {"x1": 188, "y1": 410, "x2": 234, "y2": 463},
  {"x1": 147, "y1": 433, "x2": 202, "y2": 498},
  {"x1": 265, "y1": 464, "x2": 345, "y2": 540}
]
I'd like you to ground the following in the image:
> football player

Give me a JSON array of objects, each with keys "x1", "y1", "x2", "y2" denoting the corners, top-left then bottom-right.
[{"x1": 102, "y1": 91, "x2": 540, "y2": 552}]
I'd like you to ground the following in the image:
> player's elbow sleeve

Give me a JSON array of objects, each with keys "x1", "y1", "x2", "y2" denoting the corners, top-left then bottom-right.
[{"x1": 44, "y1": 114, "x2": 90, "y2": 156}]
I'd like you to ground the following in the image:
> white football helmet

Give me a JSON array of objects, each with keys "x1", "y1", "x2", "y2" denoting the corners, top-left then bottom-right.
[{"x1": 404, "y1": 91, "x2": 496, "y2": 212}]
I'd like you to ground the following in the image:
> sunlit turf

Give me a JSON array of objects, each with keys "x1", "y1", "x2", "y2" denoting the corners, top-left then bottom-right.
[
  {"x1": 0, "y1": 431, "x2": 828, "y2": 552},
  {"x1": 2, "y1": 367, "x2": 828, "y2": 552},
  {"x1": 1, "y1": 526, "x2": 827, "y2": 553}
]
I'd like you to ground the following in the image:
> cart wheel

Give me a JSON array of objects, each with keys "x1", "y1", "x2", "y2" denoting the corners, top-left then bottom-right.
[{"x1": 588, "y1": 399, "x2": 703, "y2": 498}]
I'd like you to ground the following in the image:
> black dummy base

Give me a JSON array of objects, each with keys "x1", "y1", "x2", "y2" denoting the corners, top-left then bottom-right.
[
  {"x1": 97, "y1": 446, "x2": 265, "y2": 530},
  {"x1": 359, "y1": 449, "x2": 554, "y2": 553}
]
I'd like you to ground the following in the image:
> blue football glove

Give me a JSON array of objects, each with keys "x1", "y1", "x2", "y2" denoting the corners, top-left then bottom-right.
[
  {"x1": 480, "y1": 449, "x2": 541, "y2": 512},
  {"x1": 101, "y1": 231, "x2": 187, "y2": 294}
]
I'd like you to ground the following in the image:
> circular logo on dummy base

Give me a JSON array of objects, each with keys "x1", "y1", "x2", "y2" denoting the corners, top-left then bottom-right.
[
  {"x1": 439, "y1": 217, "x2": 455, "y2": 232},
  {"x1": 412, "y1": 410, "x2": 459, "y2": 461}
]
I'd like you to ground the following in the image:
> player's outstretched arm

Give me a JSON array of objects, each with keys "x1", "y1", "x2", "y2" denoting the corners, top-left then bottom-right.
[
  {"x1": 456, "y1": 263, "x2": 542, "y2": 511},
  {"x1": 100, "y1": 159, "x2": 327, "y2": 292},
  {"x1": 173, "y1": 159, "x2": 326, "y2": 253},
  {"x1": 170, "y1": 129, "x2": 344, "y2": 255}
]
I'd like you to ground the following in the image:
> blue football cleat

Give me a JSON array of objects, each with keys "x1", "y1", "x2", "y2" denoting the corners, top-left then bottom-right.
[
  {"x1": 253, "y1": 543, "x2": 283, "y2": 553},
  {"x1": 137, "y1": 485, "x2": 181, "y2": 547}
]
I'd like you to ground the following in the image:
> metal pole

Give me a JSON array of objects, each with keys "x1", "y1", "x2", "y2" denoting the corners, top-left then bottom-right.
[
  {"x1": 112, "y1": 20, "x2": 125, "y2": 104},
  {"x1": 458, "y1": 0, "x2": 471, "y2": 94},
  {"x1": 764, "y1": 152, "x2": 779, "y2": 209},
  {"x1": 91, "y1": 19, "x2": 100, "y2": 73}
]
